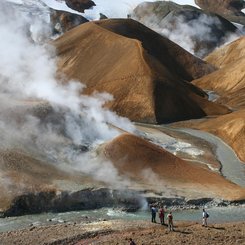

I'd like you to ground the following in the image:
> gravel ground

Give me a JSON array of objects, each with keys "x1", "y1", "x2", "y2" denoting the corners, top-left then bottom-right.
[{"x1": 0, "y1": 219, "x2": 244, "y2": 245}]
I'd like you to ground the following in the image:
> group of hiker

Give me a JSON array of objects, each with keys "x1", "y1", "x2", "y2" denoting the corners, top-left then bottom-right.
[
  {"x1": 151, "y1": 205, "x2": 174, "y2": 231},
  {"x1": 128, "y1": 207, "x2": 209, "y2": 244},
  {"x1": 151, "y1": 205, "x2": 209, "y2": 231}
]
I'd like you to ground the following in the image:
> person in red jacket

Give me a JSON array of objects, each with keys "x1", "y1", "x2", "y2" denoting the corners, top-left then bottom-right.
[{"x1": 159, "y1": 206, "x2": 165, "y2": 225}]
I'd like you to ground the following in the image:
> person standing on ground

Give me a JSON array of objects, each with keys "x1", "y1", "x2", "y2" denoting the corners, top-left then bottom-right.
[
  {"x1": 151, "y1": 205, "x2": 157, "y2": 223},
  {"x1": 202, "y1": 208, "x2": 209, "y2": 227},
  {"x1": 167, "y1": 211, "x2": 174, "y2": 231},
  {"x1": 159, "y1": 206, "x2": 165, "y2": 225}
]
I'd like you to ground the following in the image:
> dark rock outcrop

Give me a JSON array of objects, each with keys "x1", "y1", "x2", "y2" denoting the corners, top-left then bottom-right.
[
  {"x1": 3, "y1": 188, "x2": 143, "y2": 217},
  {"x1": 65, "y1": 0, "x2": 95, "y2": 13},
  {"x1": 50, "y1": 10, "x2": 88, "y2": 35},
  {"x1": 133, "y1": 1, "x2": 238, "y2": 57}
]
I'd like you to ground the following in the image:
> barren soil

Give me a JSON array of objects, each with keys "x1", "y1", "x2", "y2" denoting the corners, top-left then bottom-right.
[{"x1": 0, "y1": 219, "x2": 244, "y2": 245}]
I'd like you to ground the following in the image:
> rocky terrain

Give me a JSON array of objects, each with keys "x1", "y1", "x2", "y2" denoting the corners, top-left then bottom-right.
[
  {"x1": 50, "y1": 9, "x2": 88, "y2": 34},
  {"x1": 0, "y1": 219, "x2": 244, "y2": 245},
  {"x1": 65, "y1": 0, "x2": 95, "y2": 13},
  {"x1": 132, "y1": 1, "x2": 238, "y2": 57}
]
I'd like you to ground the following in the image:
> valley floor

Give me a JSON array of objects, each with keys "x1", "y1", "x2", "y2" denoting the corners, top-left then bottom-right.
[{"x1": 0, "y1": 219, "x2": 244, "y2": 245}]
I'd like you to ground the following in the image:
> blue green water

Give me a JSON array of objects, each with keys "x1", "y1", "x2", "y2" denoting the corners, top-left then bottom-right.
[{"x1": 0, "y1": 206, "x2": 244, "y2": 233}]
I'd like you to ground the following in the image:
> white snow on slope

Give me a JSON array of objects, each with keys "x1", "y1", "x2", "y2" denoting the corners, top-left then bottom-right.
[
  {"x1": 5, "y1": 0, "x2": 23, "y2": 4},
  {"x1": 26, "y1": 0, "x2": 200, "y2": 20},
  {"x1": 84, "y1": 0, "x2": 200, "y2": 20},
  {"x1": 41, "y1": 0, "x2": 83, "y2": 15}
]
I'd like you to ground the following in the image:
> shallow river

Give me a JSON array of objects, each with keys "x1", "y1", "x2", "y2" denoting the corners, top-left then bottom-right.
[
  {"x1": 0, "y1": 206, "x2": 244, "y2": 233},
  {"x1": 136, "y1": 123, "x2": 245, "y2": 187}
]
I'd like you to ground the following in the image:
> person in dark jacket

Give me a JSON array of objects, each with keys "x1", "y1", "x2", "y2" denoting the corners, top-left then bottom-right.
[{"x1": 151, "y1": 205, "x2": 157, "y2": 223}]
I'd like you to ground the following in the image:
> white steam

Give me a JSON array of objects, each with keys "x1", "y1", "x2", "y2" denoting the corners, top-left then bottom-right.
[
  {"x1": 140, "y1": 168, "x2": 175, "y2": 197},
  {"x1": 132, "y1": 4, "x2": 241, "y2": 57},
  {"x1": 0, "y1": 2, "x2": 134, "y2": 188}
]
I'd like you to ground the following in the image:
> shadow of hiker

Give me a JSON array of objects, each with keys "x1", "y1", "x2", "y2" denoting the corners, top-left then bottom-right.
[
  {"x1": 172, "y1": 230, "x2": 193, "y2": 234},
  {"x1": 208, "y1": 226, "x2": 226, "y2": 230}
]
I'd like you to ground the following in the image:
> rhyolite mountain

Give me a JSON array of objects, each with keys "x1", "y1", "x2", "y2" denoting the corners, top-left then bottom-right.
[
  {"x1": 101, "y1": 133, "x2": 245, "y2": 200},
  {"x1": 132, "y1": 1, "x2": 238, "y2": 57},
  {"x1": 193, "y1": 37, "x2": 245, "y2": 162},
  {"x1": 54, "y1": 18, "x2": 230, "y2": 124},
  {"x1": 174, "y1": 36, "x2": 245, "y2": 162},
  {"x1": 1, "y1": 1, "x2": 245, "y2": 217}
]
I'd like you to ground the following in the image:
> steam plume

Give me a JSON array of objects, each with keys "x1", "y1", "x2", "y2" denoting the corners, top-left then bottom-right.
[{"x1": 0, "y1": 2, "x2": 134, "y2": 187}]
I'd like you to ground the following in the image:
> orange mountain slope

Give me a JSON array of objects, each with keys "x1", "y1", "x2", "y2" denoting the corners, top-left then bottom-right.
[
  {"x1": 101, "y1": 133, "x2": 245, "y2": 200},
  {"x1": 54, "y1": 19, "x2": 229, "y2": 124},
  {"x1": 178, "y1": 37, "x2": 245, "y2": 162},
  {"x1": 193, "y1": 36, "x2": 245, "y2": 109}
]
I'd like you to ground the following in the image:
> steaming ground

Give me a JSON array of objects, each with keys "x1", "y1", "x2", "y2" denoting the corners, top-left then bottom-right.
[
  {"x1": 1, "y1": 1, "x2": 245, "y2": 208},
  {"x1": 6, "y1": 0, "x2": 243, "y2": 57},
  {"x1": 0, "y1": 2, "x2": 135, "y2": 189}
]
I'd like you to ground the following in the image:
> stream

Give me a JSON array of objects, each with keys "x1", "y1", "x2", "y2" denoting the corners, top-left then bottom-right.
[
  {"x1": 1, "y1": 123, "x2": 244, "y2": 233},
  {"x1": 135, "y1": 123, "x2": 245, "y2": 187},
  {"x1": 0, "y1": 206, "x2": 244, "y2": 233},
  {"x1": 174, "y1": 127, "x2": 245, "y2": 187}
]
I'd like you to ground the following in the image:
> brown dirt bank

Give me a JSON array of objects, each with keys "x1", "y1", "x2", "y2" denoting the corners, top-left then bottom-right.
[
  {"x1": 101, "y1": 133, "x2": 245, "y2": 200},
  {"x1": 0, "y1": 220, "x2": 244, "y2": 245}
]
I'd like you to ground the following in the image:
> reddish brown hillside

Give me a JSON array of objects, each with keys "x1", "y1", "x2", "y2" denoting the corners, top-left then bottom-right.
[
  {"x1": 102, "y1": 133, "x2": 245, "y2": 200},
  {"x1": 0, "y1": 150, "x2": 71, "y2": 211},
  {"x1": 54, "y1": 19, "x2": 229, "y2": 124},
  {"x1": 205, "y1": 36, "x2": 245, "y2": 68},
  {"x1": 94, "y1": 19, "x2": 215, "y2": 81},
  {"x1": 193, "y1": 36, "x2": 245, "y2": 109},
  {"x1": 188, "y1": 37, "x2": 245, "y2": 161},
  {"x1": 173, "y1": 110, "x2": 245, "y2": 163}
]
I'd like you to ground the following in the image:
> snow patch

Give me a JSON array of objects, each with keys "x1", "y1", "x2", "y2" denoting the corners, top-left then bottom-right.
[
  {"x1": 40, "y1": 0, "x2": 83, "y2": 15},
  {"x1": 84, "y1": 0, "x2": 200, "y2": 20},
  {"x1": 6, "y1": 0, "x2": 201, "y2": 21}
]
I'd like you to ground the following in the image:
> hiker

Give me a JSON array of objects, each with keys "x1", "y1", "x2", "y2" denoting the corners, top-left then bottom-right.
[
  {"x1": 151, "y1": 205, "x2": 157, "y2": 223},
  {"x1": 159, "y1": 206, "x2": 165, "y2": 225},
  {"x1": 202, "y1": 209, "x2": 209, "y2": 227},
  {"x1": 167, "y1": 211, "x2": 174, "y2": 231},
  {"x1": 129, "y1": 238, "x2": 136, "y2": 245}
]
